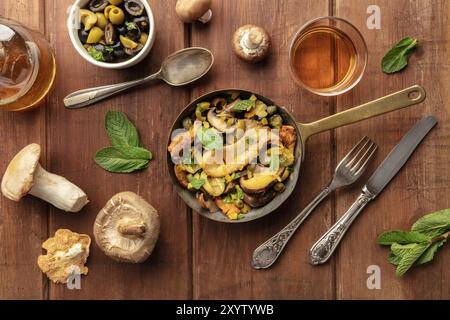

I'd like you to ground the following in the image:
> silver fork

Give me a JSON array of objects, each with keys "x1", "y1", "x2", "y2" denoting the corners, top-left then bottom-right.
[{"x1": 252, "y1": 136, "x2": 377, "y2": 269}]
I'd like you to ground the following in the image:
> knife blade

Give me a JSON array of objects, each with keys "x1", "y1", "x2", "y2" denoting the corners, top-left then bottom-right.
[
  {"x1": 309, "y1": 116, "x2": 437, "y2": 265},
  {"x1": 365, "y1": 115, "x2": 437, "y2": 196}
]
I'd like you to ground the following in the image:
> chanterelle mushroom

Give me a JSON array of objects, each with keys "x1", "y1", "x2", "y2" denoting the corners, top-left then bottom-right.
[
  {"x1": 37, "y1": 229, "x2": 91, "y2": 284},
  {"x1": 94, "y1": 192, "x2": 160, "y2": 263},
  {"x1": 1, "y1": 143, "x2": 89, "y2": 212},
  {"x1": 232, "y1": 24, "x2": 271, "y2": 62},
  {"x1": 175, "y1": 0, "x2": 212, "y2": 24}
]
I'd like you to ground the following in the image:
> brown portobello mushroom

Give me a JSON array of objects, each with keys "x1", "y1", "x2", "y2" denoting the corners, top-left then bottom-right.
[{"x1": 243, "y1": 189, "x2": 277, "y2": 208}]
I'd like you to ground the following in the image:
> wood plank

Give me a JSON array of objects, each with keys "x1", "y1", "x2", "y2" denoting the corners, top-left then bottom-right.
[
  {"x1": 0, "y1": 0, "x2": 48, "y2": 299},
  {"x1": 44, "y1": 0, "x2": 191, "y2": 299},
  {"x1": 335, "y1": 0, "x2": 450, "y2": 299},
  {"x1": 190, "y1": 0, "x2": 335, "y2": 299}
]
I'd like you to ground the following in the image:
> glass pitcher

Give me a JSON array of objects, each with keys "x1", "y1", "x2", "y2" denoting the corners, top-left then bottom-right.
[{"x1": 0, "y1": 17, "x2": 55, "y2": 111}]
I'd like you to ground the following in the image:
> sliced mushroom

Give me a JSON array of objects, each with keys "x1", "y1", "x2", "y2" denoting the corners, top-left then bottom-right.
[
  {"x1": 279, "y1": 125, "x2": 297, "y2": 152},
  {"x1": 175, "y1": 0, "x2": 212, "y2": 24},
  {"x1": 201, "y1": 172, "x2": 225, "y2": 197},
  {"x1": 197, "y1": 192, "x2": 218, "y2": 212},
  {"x1": 240, "y1": 173, "x2": 277, "y2": 194},
  {"x1": 1, "y1": 144, "x2": 89, "y2": 212},
  {"x1": 94, "y1": 192, "x2": 160, "y2": 263},
  {"x1": 89, "y1": 0, "x2": 109, "y2": 12},
  {"x1": 207, "y1": 108, "x2": 239, "y2": 133},
  {"x1": 243, "y1": 189, "x2": 277, "y2": 208},
  {"x1": 232, "y1": 24, "x2": 271, "y2": 62},
  {"x1": 174, "y1": 165, "x2": 190, "y2": 188}
]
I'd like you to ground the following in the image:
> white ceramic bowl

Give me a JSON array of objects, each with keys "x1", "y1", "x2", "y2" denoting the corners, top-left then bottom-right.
[{"x1": 67, "y1": 0, "x2": 155, "y2": 69}]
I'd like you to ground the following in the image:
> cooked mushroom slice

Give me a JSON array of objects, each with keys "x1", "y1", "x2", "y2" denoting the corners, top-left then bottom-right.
[
  {"x1": 94, "y1": 192, "x2": 160, "y2": 263},
  {"x1": 124, "y1": 0, "x2": 145, "y2": 16},
  {"x1": 176, "y1": 0, "x2": 212, "y2": 24},
  {"x1": 232, "y1": 24, "x2": 271, "y2": 62},
  {"x1": 206, "y1": 108, "x2": 239, "y2": 133},
  {"x1": 240, "y1": 173, "x2": 277, "y2": 194},
  {"x1": 201, "y1": 172, "x2": 225, "y2": 197},
  {"x1": 174, "y1": 165, "x2": 190, "y2": 188},
  {"x1": 280, "y1": 125, "x2": 297, "y2": 152},
  {"x1": 243, "y1": 189, "x2": 277, "y2": 208},
  {"x1": 37, "y1": 229, "x2": 91, "y2": 284},
  {"x1": 1, "y1": 144, "x2": 89, "y2": 212},
  {"x1": 197, "y1": 192, "x2": 218, "y2": 212},
  {"x1": 89, "y1": 0, "x2": 109, "y2": 12}
]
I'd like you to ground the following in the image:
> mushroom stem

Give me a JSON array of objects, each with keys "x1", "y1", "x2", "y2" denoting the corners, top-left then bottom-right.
[
  {"x1": 198, "y1": 9, "x2": 212, "y2": 23},
  {"x1": 118, "y1": 221, "x2": 147, "y2": 236},
  {"x1": 28, "y1": 164, "x2": 89, "y2": 213}
]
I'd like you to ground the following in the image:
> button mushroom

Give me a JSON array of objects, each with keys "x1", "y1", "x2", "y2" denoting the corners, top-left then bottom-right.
[
  {"x1": 93, "y1": 192, "x2": 160, "y2": 263},
  {"x1": 232, "y1": 24, "x2": 271, "y2": 62},
  {"x1": 1, "y1": 144, "x2": 89, "y2": 213},
  {"x1": 175, "y1": 0, "x2": 212, "y2": 24}
]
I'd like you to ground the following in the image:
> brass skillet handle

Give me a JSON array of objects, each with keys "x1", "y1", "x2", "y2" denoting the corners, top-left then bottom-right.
[{"x1": 299, "y1": 85, "x2": 426, "y2": 141}]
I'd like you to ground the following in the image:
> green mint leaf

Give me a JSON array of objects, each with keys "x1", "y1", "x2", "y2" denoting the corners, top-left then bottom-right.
[
  {"x1": 395, "y1": 242, "x2": 430, "y2": 277},
  {"x1": 235, "y1": 185, "x2": 244, "y2": 200},
  {"x1": 387, "y1": 253, "x2": 402, "y2": 265},
  {"x1": 381, "y1": 37, "x2": 418, "y2": 74},
  {"x1": 230, "y1": 172, "x2": 241, "y2": 180},
  {"x1": 88, "y1": 46, "x2": 105, "y2": 62},
  {"x1": 231, "y1": 99, "x2": 255, "y2": 112},
  {"x1": 190, "y1": 178, "x2": 205, "y2": 190},
  {"x1": 377, "y1": 230, "x2": 429, "y2": 245},
  {"x1": 411, "y1": 209, "x2": 450, "y2": 237},
  {"x1": 197, "y1": 127, "x2": 223, "y2": 150},
  {"x1": 105, "y1": 111, "x2": 140, "y2": 147},
  {"x1": 95, "y1": 146, "x2": 150, "y2": 173},
  {"x1": 415, "y1": 238, "x2": 447, "y2": 265}
]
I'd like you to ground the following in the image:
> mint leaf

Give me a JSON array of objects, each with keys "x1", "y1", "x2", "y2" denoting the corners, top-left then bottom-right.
[
  {"x1": 235, "y1": 185, "x2": 244, "y2": 200},
  {"x1": 377, "y1": 231, "x2": 429, "y2": 245},
  {"x1": 395, "y1": 242, "x2": 430, "y2": 277},
  {"x1": 190, "y1": 178, "x2": 205, "y2": 190},
  {"x1": 95, "y1": 146, "x2": 150, "y2": 173},
  {"x1": 197, "y1": 127, "x2": 223, "y2": 150},
  {"x1": 88, "y1": 46, "x2": 105, "y2": 62},
  {"x1": 105, "y1": 111, "x2": 140, "y2": 147},
  {"x1": 415, "y1": 239, "x2": 447, "y2": 265},
  {"x1": 387, "y1": 253, "x2": 401, "y2": 265},
  {"x1": 231, "y1": 99, "x2": 255, "y2": 112},
  {"x1": 411, "y1": 209, "x2": 450, "y2": 237},
  {"x1": 381, "y1": 37, "x2": 418, "y2": 74}
]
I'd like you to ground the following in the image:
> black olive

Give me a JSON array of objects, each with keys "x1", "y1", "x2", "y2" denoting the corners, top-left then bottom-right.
[
  {"x1": 111, "y1": 42, "x2": 127, "y2": 60},
  {"x1": 124, "y1": 0, "x2": 145, "y2": 16},
  {"x1": 89, "y1": 0, "x2": 108, "y2": 12},
  {"x1": 78, "y1": 28, "x2": 89, "y2": 44},
  {"x1": 124, "y1": 21, "x2": 141, "y2": 42},
  {"x1": 132, "y1": 16, "x2": 149, "y2": 32},
  {"x1": 116, "y1": 24, "x2": 128, "y2": 36},
  {"x1": 104, "y1": 23, "x2": 116, "y2": 45},
  {"x1": 93, "y1": 44, "x2": 114, "y2": 62}
]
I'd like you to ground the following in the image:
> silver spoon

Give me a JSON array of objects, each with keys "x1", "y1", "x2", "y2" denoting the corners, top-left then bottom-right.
[{"x1": 64, "y1": 47, "x2": 214, "y2": 109}]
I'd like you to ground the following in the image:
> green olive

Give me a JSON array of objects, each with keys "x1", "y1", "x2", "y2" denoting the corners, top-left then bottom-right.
[
  {"x1": 95, "y1": 13, "x2": 108, "y2": 29},
  {"x1": 139, "y1": 32, "x2": 148, "y2": 45},
  {"x1": 86, "y1": 26, "x2": 104, "y2": 44},
  {"x1": 108, "y1": 7, "x2": 125, "y2": 25},
  {"x1": 274, "y1": 182, "x2": 286, "y2": 192},
  {"x1": 80, "y1": 9, "x2": 97, "y2": 31},
  {"x1": 119, "y1": 35, "x2": 138, "y2": 49},
  {"x1": 108, "y1": 0, "x2": 123, "y2": 5},
  {"x1": 104, "y1": 5, "x2": 116, "y2": 19}
]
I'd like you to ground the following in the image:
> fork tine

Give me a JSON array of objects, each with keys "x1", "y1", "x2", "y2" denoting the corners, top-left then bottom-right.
[
  {"x1": 355, "y1": 144, "x2": 378, "y2": 175},
  {"x1": 349, "y1": 140, "x2": 376, "y2": 172},
  {"x1": 337, "y1": 136, "x2": 369, "y2": 168},
  {"x1": 345, "y1": 137, "x2": 372, "y2": 168}
]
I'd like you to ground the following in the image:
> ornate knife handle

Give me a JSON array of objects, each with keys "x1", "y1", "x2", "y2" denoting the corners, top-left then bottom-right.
[
  {"x1": 309, "y1": 188, "x2": 374, "y2": 265},
  {"x1": 252, "y1": 187, "x2": 332, "y2": 269}
]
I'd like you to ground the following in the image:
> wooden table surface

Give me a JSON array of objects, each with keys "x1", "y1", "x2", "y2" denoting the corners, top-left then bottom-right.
[{"x1": 1, "y1": 0, "x2": 449, "y2": 300}]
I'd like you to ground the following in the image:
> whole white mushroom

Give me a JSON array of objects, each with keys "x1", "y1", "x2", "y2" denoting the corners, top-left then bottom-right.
[{"x1": 176, "y1": 0, "x2": 212, "y2": 24}]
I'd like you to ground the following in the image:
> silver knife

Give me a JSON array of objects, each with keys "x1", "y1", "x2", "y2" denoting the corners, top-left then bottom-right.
[{"x1": 309, "y1": 116, "x2": 438, "y2": 265}]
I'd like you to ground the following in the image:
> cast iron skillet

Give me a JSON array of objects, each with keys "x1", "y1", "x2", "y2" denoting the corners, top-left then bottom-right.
[{"x1": 167, "y1": 85, "x2": 425, "y2": 223}]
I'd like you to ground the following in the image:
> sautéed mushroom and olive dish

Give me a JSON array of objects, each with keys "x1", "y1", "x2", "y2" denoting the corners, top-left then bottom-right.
[{"x1": 168, "y1": 92, "x2": 297, "y2": 220}]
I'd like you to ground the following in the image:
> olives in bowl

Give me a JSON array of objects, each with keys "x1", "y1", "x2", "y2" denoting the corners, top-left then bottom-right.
[{"x1": 68, "y1": 0, "x2": 155, "y2": 69}]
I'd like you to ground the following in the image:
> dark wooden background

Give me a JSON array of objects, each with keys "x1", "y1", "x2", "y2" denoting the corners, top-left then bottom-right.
[{"x1": 0, "y1": 0, "x2": 448, "y2": 299}]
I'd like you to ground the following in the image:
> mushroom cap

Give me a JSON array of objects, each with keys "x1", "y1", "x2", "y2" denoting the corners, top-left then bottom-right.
[
  {"x1": 1, "y1": 143, "x2": 41, "y2": 201},
  {"x1": 176, "y1": 0, "x2": 211, "y2": 23},
  {"x1": 94, "y1": 192, "x2": 160, "y2": 263},
  {"x1": 232, "y1": 24, "x2": 271, "y2": 62}
]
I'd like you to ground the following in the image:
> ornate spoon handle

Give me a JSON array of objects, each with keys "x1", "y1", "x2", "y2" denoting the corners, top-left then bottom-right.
[
  {"x1": 309, "y1": 189, "x2": 374, "y2": 265},
  {"x1": 252, "y1": 187, "x2": 332, "y2": 269}
]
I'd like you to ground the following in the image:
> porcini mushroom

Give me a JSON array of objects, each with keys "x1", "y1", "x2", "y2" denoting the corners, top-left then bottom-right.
[
  {"x1": 1, "y1": 143, "x2": 89, "y2": 213},
  {"x1": 93, "y1": 192, "x2": 160, "y2": 263},
  {"x1": 175, "y1": 0, "x2": 212, "y2": 24},
  {"x1": 232, "y1": 24, "x2": 271, "y2": 62}
]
